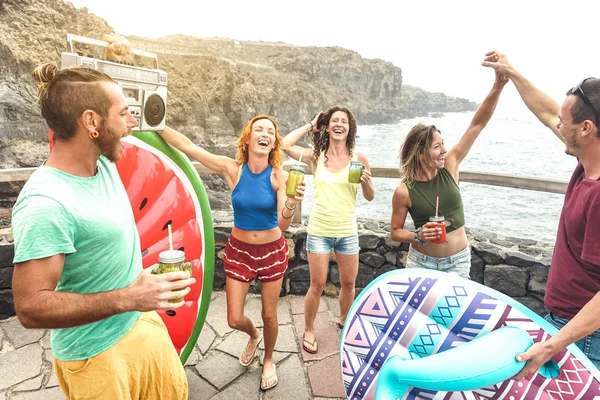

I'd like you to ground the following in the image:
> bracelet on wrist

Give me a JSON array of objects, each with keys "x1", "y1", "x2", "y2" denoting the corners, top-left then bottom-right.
[
  {"x1": 281, "y1": 208, "x2": 293, "y2": 219},
  {"x1": 284, "y1": 200, "x2": 296, "y2": 210},
  {"x1": 413, "y1": 227, "x2": 426, "y2": 246}
]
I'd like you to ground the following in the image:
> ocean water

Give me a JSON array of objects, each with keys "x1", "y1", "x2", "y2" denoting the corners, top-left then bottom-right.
[{"x1": 298, "y1": 110, "x2": 577, "y2": 244}]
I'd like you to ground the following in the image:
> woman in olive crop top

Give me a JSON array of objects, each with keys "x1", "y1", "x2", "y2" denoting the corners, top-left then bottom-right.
[
  {"x1": 159, "y1": 116, "x2": 304, "y2": 391},
  {"x1": 283, "y1": 107, "x2": 375, "y2": 355},
  {"x1": 390, "y1": 70, "x2": 508, "y2": 278}
]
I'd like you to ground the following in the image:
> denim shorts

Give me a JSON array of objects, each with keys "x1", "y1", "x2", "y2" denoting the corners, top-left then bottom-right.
[
  {"x1": 405, "y1": 245, "x2": 471, "y2": 279},
  {"x1": 545, "y1": 313, "x2": 600, "y2": 368},
  {"x1": 306, "y1": 233, "x2": 360, "y2": 255}
]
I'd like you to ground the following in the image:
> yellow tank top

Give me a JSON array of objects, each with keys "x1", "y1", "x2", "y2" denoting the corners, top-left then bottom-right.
[{"x1": 307, "y1": 152, "x2": 358, "y2": 237}]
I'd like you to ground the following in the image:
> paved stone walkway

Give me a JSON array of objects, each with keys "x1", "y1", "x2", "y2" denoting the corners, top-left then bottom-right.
[{"x1": 0, "y1": 293, "x2": 347, "y2": 399}]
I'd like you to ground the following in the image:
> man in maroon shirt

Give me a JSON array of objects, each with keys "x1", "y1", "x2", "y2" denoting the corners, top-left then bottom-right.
[{"x1": 483, "y1": 52, "x2": 600, "y2": 378}]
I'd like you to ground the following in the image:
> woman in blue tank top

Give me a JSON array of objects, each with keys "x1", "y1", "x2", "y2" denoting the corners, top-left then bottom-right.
[
  {"x1": 390, "y1": 70, "x2": 508, "y2": 278},
  {"x1": 159, "y1": 115, "x2": 305, "y2": 391}
]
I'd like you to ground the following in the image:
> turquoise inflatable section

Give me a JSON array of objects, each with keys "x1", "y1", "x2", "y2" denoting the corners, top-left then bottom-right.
[{"x1": 375, "y1": 326, "x2": 532, "y2": 399}]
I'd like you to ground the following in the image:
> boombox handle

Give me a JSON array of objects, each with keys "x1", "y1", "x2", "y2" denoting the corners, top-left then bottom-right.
[{"x1": 66, "y1": 34, "x2": 159, "y2": 69}]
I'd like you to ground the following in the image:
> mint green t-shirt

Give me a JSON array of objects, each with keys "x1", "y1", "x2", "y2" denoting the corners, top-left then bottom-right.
[{"x1": 12, "y1": 156, "x2": 142, "y2": 361}]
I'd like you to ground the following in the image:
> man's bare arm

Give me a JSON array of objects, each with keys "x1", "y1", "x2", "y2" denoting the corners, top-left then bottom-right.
[
  {"x1": 482, "y1": 51, "x2": 564, "y2": 143},
  {"x1": 513, "y1": 290, "x2": 600, "y2": 380},
  {"x1": 13, "y1": 255, "x2": 194, "y2": 329}
]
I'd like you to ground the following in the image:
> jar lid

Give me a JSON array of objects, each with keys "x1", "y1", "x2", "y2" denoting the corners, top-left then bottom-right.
[
  {"x1": 159, "y1": 249, "x2": 185, "y2": 264},
  {"x1": 350, "y1": 161, "x2": 363, "y2": 166},
  {"x1": 429, "y1": 215, "x2": 445, "y2": 222},
  {"x1": 290, "y1": 165, "x2": 305, "y2": 172}
]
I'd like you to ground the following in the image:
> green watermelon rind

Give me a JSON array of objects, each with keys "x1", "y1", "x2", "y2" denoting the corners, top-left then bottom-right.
[{"x1": 130, "y1": 131, "x2": 215, "y2": 365}]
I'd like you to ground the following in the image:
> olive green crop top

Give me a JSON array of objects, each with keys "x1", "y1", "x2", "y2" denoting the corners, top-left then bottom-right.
[{"x1": 407, "y1": 168, "x2": 465, "y2": 232}]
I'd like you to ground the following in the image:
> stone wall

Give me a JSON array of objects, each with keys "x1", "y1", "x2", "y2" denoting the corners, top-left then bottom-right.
[
  {"x1": 0, "y1": 211, "x2": 553, "y2": 320},
  {"x1": 211, "y1": 212, "x2": 552, "y2": 317},
  {"x1": 0, "y1": 236, "x2": 14, "y2": 319}
]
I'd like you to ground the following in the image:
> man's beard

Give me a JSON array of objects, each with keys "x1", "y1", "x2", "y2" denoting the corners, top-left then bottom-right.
[
  {"x1": 96, "y1": 121, "x2": 123, "y2": 162},
  {"x1": 564, "y1": 136, "x2": 579, "y2": 158}
]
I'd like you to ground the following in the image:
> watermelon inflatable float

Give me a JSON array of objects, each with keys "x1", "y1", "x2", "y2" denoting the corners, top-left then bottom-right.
[{"x1": 49, "y1": 130, "x2": 214, "y2": 364}]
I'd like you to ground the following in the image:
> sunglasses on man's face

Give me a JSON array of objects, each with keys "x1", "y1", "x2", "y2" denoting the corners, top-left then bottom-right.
[{"x1": 571, "y1": 77, "x2": 599, "y2": 127}]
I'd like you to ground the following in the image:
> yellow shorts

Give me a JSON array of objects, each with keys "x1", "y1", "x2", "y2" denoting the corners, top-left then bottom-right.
[{"x1": 54, "y1": 311, "x2": 188, "y2": 400}]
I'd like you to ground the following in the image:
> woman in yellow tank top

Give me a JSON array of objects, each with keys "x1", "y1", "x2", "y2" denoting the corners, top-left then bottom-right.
[{"x1": 283, "y1": 107, "x2": 375, "y2": 354}]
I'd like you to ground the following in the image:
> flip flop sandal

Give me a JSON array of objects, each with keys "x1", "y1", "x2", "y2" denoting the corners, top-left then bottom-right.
[
  {"x1": 260, "y1": 364, "x2": 278, "y2": 391},
  {"x1": 302, "y1": 332, "x2": 318, "y2": 354},
  {"x1": 239, "y1": 332, "x2": 263, "y2": 367}
]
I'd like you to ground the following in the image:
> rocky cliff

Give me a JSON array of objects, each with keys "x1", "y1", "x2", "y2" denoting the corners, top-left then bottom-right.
[
  {"x1": 0, "y1": 0, "x2": 477, "y2": 209},
  {"x1": 0, "y1": 0, "x2": 113, "y2": 169}
]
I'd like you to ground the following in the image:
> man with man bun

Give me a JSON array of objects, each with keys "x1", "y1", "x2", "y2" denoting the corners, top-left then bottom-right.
[{"x1": 11, "y1": 62, "x2": 191, "y2": 398}]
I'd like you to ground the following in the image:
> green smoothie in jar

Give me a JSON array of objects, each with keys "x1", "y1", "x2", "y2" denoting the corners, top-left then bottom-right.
[
  {"x1": 348, "y1": 161, "x2": 363, "y2": 184},
  {"x1": 155, "y1": 249, "x2": 192, "y2": 303},
  {"x1": 286, "y1": 165, "x2": 305, "y2": 197}
]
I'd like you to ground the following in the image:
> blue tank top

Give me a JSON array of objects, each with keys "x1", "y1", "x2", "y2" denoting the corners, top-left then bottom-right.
[{"x1": 231, "y1": 163, "x2": 278, "y2": 231}]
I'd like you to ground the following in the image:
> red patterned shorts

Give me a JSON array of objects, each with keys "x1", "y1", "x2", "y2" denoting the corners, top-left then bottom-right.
[{"x1": 223, "y1": 235, "x2": 289, "y2": 283}]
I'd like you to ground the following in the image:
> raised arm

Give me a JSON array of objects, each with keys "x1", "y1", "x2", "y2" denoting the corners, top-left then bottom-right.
[
  {"x1": 159, "y1": 126, "x2": 240, "y2": 189},
  {"x1": 103, "y1": 33, "x2": 131, "y2": 63},
  {"x1": 13, "y1": 256, "x2": 194, "y2": 329},
  {"x1": 282, "y1": 114, "x2": 319, "y2": 164},
  {"x1": 445, "y1": 70, "x2": 508, "y2": 170},
  {"x1": 482, "y1": 51, "x2": 563, "y2": 142}
]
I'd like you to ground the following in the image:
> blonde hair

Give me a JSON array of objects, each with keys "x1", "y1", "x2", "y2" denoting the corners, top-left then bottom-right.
[
  {"x1": 234, "y1": 115, "x2": 284, "y2": 167},
  {"x1": 399, "y1": 123, "x2": 439, "y2": 186},
  {"x1": 32, "y1": 63, "x2": 115, "y2": 141}
]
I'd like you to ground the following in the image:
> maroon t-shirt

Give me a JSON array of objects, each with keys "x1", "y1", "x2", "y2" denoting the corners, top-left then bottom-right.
[{"x1": 545, "y1": 162, "x2": 600, "y2": 319}]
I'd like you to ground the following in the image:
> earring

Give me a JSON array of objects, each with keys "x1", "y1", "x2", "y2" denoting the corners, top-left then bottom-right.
[{"x1": 89, "y1": 130, "x2": 99, "y2": 140}]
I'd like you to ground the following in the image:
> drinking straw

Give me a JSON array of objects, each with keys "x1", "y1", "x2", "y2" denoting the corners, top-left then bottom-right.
[
  {"x1": 168, "y1": 223, "x2": 173, "y2": 253},
  {"x1": 298, "y1": 148, "x2": 304, "y2": 166},
  {"x1": 435, "y1": 196, "x2": 439, "y2": 218}
]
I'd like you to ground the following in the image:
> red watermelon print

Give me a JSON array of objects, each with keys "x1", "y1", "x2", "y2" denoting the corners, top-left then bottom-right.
[{"x1": 49, "y1": 130, "x2": 215, "y2": 364}]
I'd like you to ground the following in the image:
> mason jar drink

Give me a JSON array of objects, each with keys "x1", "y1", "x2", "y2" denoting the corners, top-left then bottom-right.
[
  {"x1": 286, "y1": 165, "x2": 305, "y2": 197},
  {"x1": 155, "y1": 249, "x2": 192, "y2": 303},
  {"x1": 429, "y1": 216, "x2": 447, "y2": 244},
  {"x1": 348, "y1": 161, "x2": 363, "y2": 183}
]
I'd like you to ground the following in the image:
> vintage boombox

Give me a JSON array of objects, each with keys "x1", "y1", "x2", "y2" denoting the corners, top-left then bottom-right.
[{"x1": 60, "y1": 34, "x2": 168, "y2": 131}]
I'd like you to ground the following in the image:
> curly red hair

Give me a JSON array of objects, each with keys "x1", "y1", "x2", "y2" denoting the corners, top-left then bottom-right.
[{"x1": 235, "y1": 115, "x2": 284, "y2": 167}]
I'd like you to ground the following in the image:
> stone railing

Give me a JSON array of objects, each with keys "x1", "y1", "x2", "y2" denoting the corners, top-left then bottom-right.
[
  {"x1": 0, "y1": 165, "x2": 564, "y2": 320},
  {"x1": 0, "y1": 161, "x2": 569, "y2": 224}
]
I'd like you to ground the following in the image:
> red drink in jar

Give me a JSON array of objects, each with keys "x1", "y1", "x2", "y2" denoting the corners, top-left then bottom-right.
[{"x1": 429, "y1": 215, "x2": 446, "y2": 244}]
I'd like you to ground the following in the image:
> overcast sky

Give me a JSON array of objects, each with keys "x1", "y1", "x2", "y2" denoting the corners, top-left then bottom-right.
[{"x1": 68, "y1": 0, "x2": 599, "y2": 113}]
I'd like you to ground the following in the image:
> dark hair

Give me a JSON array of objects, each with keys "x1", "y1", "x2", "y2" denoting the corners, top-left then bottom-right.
[
  {"x1": 566, "y1": 78, "x2": 600, "y2": 136},
  {"x1": 311, "y1": 107, "x2": 357, "y2": 166},
  {"x1": 399, "y1": 123, "x2": 440, "y2": 185},
  {"x1": 32, "y1": 64, "x2": 115, "y2": 141}
]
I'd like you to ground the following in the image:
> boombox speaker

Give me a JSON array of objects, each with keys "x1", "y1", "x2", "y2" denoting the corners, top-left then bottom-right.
[{"x1": 60, "y1": 34, "x2": 168, "y2": 131}]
